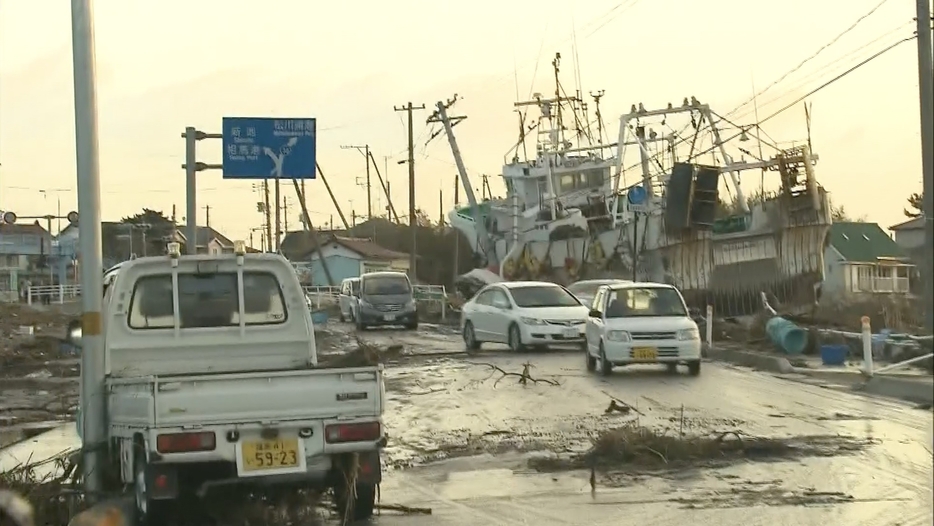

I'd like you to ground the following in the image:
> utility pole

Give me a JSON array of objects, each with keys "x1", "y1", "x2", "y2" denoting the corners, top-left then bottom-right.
[
  {"x1": 263, "y1": 181, "x2": 272, "y2": 253},
  {"x1": 367, "y1": 150, "x2": 400, "y2": 222},
  {"x1": 395, "y1": 102, "x2": 426, "y2": 281},
  {"x1": 203, "y1": 204, "x2": 211, "y2": 228},
  {"x1": 71, "y1": 0, "x2": 105, "y2": 499},
  {"x1": 916, "y1": 0, "x2": 934, "y2": 333},
  {"x1": 283, "y1": 197, "x2": 289, "y2": 233},
  {"x1": 341, "y1": 144, "x2": 372, "y2": 220},
  {"x1": 427, "y1": 95, "x2": 496, "y2": 266}
]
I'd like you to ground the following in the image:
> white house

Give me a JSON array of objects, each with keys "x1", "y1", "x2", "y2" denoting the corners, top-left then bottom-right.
[{"x1": 822, "y1": 221, "x2": 916, "y2": 300}]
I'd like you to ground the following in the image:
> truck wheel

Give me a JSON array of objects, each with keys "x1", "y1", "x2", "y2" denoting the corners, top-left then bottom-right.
[
  {"x1": 585, "y1": 344, "x2": 596, "y2": 372},
  {"x1": 335, "y1": 481, "x2": 376, "y2": 521},
  {"x1": 134, "y1": 453, "x2": 170, "y2": 526}
]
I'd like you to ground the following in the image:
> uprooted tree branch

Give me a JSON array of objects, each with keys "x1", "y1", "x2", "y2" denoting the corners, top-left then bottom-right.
[{"x1": 467, "y1": 361, "x2": 561, "y2": 387}]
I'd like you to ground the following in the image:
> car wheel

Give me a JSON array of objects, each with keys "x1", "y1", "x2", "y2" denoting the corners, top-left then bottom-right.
[
  {"x1": 597, "y1": 343, "x2": 613, "y2": 376},
  {"x1": 339, "y1": 311, "x2": 346, "y2": 322},
  {"x1": 666, "y1": 363, "x2": 678, "y2": 374},
  {"x1": 687, "y1": 360, "x2": 701, "y2": 376},
  {"x1": 356, "y1": 318, "x2": 366, "y2": 331},
  {"x1": 585, "y1": 344, "x2": 596, "y2": 372},
  {"x1": 463, "y1": 321, "x2": 481, "y2": 351},
  {"x1": 508, "y1": 323, "x2": 525, "y2": 352},
  {"x1": 134, "y1": 451, "x2": 170, "y2": 526},
  {"x1": 334, "y1": 480, "x2": 376, "y2": 521},
  {"x1": 405, "y1": 321, "x2": 418, "y2": 330}
]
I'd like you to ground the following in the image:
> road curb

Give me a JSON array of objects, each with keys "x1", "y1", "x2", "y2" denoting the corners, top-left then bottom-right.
[
  {"x1": 855, "y1": 375, "x2": 934, "y2": 405},
  {"x1": 707, "y1": 346, "x2": 934, "y2": 405},
  {"x1": 67, "y1": 497, "x2": 132, "y2": 526},
  {"x1": 706, "y1": 346, "x2": 795, "y2": 374}
]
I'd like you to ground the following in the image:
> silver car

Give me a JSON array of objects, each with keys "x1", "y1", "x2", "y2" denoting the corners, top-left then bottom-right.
[{"x1": 567, "y1": 279, "x2": 630, "y2": 309}]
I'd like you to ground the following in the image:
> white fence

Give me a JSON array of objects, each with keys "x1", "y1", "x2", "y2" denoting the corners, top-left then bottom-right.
[{"x1": 26, "y1": 284, "x2": 82, "y2": 305}]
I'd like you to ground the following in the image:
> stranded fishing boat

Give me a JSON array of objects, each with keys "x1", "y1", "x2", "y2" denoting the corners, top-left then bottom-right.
[{"x1": 443, "y1": 53, "x2": 831, "y2": 316}]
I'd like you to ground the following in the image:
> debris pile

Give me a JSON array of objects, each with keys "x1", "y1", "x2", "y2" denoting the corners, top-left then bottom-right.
[
  {"x1": 0, "y1": 450, "x2": 83, "y2": 526},
  {"x1": 530, "y1": 425, "x2": 875, "y2": 472},
  {"x1": 318, "y1": 337, "x2": 405, "y2": 368}
]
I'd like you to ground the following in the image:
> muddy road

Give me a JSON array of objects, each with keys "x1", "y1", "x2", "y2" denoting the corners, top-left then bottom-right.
[
  {"x1": 340, "y1": 323, "x2": 933, "y2": 525},
  {"x1": 3, "y1": 320, "x2": 932, "y2": 525}
]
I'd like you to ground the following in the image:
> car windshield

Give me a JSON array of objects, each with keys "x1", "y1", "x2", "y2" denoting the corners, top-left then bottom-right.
[
  {"x1": 127, "y1": 271, "x2": 287, "y2": 329},
  {"x1": 363, "y1": 275, "x2": 410, "y2": 295},
  {"x1": 568, "y1": 280, "x2": 614, "y2": 298},
  {"x1": 605, "y1": 287, "x2": 687, "y2": 318},
  {"x1": 510, "y1": 285, "x2": 581, "y2": 308}
]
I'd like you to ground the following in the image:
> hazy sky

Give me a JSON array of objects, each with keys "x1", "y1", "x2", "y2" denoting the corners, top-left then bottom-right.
[{"x1": 0, "y1": 0, "x2": 927, "y2": 243}]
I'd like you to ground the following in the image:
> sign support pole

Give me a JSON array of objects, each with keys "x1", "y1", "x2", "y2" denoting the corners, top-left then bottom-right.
[{"x1": 70, "y1": 0, "x2": 106, "y2": 500}]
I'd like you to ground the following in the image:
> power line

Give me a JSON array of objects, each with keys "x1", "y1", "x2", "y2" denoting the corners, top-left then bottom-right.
[
  {"x1": 615, "y1": 33, "x2": 917, "y2": 188},
  {"x1": 684, "y1": 35, "x2": 917, "y2": 165},
  {"x1": 727, "y1": 0, "x2": 894, "y2": 119},
  {"x1": 731, "y1": 21, "x2": 914, "y2": 121}
]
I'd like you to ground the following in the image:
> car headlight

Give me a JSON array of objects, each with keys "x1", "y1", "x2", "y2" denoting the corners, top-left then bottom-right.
[
  {"x1": 406, "y1": 299, "x2": 417, "y2": 308},
  {"x1": 520, "y1": 316, "x2": 545, "y2": 325},
  {"x1": 678, "y1": 328, "x2": 700, "y2": 341},
  {"x1": 606, "y1": 330, "x2": 631, "y2": 342}
]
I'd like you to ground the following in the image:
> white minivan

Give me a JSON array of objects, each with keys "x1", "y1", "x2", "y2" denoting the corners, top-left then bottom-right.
[
  {"x1": 338, "y1": 277, "x2": 361, "y2": 322},
  {"x1": 584, "y1": 281, "x2": 701, "y2": 376}
]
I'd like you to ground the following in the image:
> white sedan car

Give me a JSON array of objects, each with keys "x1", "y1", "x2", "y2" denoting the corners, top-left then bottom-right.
[
  {"x1": 584, "y1": 281, "x2": 701, "y2": 376},
  {"x1": 460, "y1": 281, "x2": 590, "y2": 352}
]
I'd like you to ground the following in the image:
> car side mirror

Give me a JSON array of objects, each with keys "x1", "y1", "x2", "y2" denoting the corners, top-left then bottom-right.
[
  {"x1": 65, "y1": 318, "x2": 82, "y2": 348},
  {"x1": 588, "y1": 309, "x2": 601, "y2": 318}
]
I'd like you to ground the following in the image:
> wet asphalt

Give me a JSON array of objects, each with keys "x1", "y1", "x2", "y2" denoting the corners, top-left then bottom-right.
[{"x1": 3, "y1": 322, "x2": 933, "y2": 525}]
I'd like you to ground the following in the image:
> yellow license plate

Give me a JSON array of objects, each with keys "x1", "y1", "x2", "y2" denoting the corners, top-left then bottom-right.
[
  {"x1": 632, "y1": 347, "x2": 658, "y2": 361},
  {"x1": 240, "y1": 438, "x2": 300, "y2": 472}
]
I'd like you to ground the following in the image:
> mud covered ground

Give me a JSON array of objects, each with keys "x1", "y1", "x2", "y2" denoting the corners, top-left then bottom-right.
[{"x1": 3, "y1": 319, "x2": 933, "y2": 525}]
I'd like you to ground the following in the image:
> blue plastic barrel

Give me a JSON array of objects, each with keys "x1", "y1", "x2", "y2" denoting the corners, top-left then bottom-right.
[
  {"x1": 820, "y1": 344, "x2": 848, "y2": 366},
  {"x1": 765, "y1": 316, "x2": 808, "y2": 355}
]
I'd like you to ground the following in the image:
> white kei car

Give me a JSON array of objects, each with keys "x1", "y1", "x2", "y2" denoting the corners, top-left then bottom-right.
[
  {"x1": 460, "y1": 281, "x2": 589, "y2": 352},
  {"x1": 584, "y1": 281, "x2": 702, "y2": 376}
]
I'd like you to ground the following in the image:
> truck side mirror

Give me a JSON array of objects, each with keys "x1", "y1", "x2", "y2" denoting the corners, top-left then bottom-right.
[{"x1": 588, "y1": 309, "x2": 601, "y2": 318}]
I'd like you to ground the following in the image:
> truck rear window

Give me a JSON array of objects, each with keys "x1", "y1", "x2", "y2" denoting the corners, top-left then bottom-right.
[{"x1": 127, "y1": 272, "x2": 287, "y2": 329}]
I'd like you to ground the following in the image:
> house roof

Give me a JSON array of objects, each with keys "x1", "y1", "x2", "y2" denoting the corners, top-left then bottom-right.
[
  {"x1": 175, "y1": 226, "x2": 233, "y2": 247},
  {"x1": 303, "y1": 235, "x2": 408, "y2": 261},
  {"x1": 330, "y1": 236, "x2": 409, "y2": 260},
  {"x1": 889, "y1": 216, "x2": 924, "y2": 231},
  {"x1": 829, "y1": 222, "x2": 907, "y2": 262},
  {"x1": 0, "y1": 221, "x2": 50, "y2": 236}
]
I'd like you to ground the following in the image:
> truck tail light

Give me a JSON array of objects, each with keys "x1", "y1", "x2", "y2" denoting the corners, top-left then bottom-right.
[
  {"x1": 325, "y1": 422, "x2": 381, "y2": 444},
  {"x1": 156, "y1": 431, "x2": 216, "y2": 453}
]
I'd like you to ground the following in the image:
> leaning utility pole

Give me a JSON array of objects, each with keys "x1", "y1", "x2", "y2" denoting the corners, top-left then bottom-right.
[
  {"x1": 916, "y1": 0, "x2": 934, "y2": 333},
  {"x1": 427, "y1": 95, "x2": 495, "y2": 266},
  {"x1": 395, "y1": 102, "x2": 426, "y2": 281},
  {"x1": 341, "y1": 144, "x2": 372, "y2": 220},
  {"x1": 367, "y1": 149, "x2": 400, "y2": 223}
]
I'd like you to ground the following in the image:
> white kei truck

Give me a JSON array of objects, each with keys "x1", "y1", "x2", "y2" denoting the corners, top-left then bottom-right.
[{"x1": 67, "y1": 242, "x2": 386, "y2": 524}]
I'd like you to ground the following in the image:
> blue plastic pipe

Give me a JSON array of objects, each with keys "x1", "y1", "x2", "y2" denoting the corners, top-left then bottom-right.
[{"x1": 765, "y1": 316, "x2": 808, "y2": 355}]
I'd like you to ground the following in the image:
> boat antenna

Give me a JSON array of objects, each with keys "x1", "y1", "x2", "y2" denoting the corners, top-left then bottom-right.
[
  {"x1": 591, "y1": 90, "x2": 606, "y2": 145},
  {"x1": 552, "y1": 53, "x2": 563, "y2": 145}
]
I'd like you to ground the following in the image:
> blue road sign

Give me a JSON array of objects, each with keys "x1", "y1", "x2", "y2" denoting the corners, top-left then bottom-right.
[
  {"x1": 222, "y1": 117, "x2": 316, "y2": 180},
  {"x1": 627, "y1": 185, "x2": 647, "y2": 205}
]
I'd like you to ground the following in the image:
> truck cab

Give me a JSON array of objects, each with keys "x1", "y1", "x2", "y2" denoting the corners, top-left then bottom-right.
[{"x1": 69, "y1": 242, "x2": 385, "y2": 524}]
